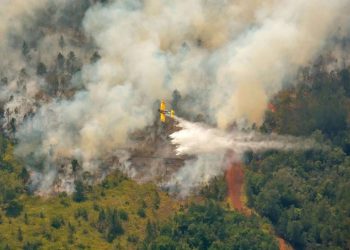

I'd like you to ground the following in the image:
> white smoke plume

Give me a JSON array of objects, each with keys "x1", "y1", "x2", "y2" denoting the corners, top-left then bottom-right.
[
  {"x1": 0, "y1": 0, "x2": 348, "y2": 194},
  {"x1": 170, "y1": 118, "x2": 317, "y2": 157},
  {"x1": 164, "y1": 153, "x2": 226, "y2": 198},
  {"x1": 165, "y1": 117, "x2": 319, "y2": 195}
]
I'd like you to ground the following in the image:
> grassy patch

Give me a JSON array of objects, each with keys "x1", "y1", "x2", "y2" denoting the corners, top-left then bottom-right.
[{"x1": 0, "y1": 174, "x2": 180, "y2": 249}]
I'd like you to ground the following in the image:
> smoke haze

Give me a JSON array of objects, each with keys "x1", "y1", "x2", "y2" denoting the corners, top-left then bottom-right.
[
  {"x1": 170, "y1": 118, "x2": 317, "y2": 157},
  {"x1": 0, "y1": 0, "x2": 348, "y2": 194},
  {"x1": 166, "y1": 117, "x2": 319, "y2": 196}
]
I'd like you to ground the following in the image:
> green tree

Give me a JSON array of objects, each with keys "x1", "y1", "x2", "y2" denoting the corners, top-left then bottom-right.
[
  {"x1": 106, "y1": 209, "x2": 124, "y2": 242},
  {"x1": 56, "y1": 53, "x2": 65, "y2": 70},
  {"x1": 51, "y1": 215, "x2": 65, "y2": 229},
  {"x1": 118, "y1": 209, "x2": 128, "y2": 221},
  {"x1": 145, "y1": 220, "x2": 157, "y2": 242},
  {"x1": 96, "y1": 208, "x2": 106, "y2": 232},
  {"x1": 73, "y1": 180, "x2": 86, "y2": 202},
  {"x1": 36, "y1": 62, "x2": 47, "y2": 76},
  {"x1": 67, "y1": 51, "x2": 81, "y2": 74},
  {"x1": 22, "y1": 41, "x2": 30, "y2": 58},
  {"x1": 71, "y1": 159, "x2": 79, "y2": 173},
  {"x1": 90, "y1": 51, "x2": 101, "y2": 64},
  {"x1": 152, "y1": 191, "x2": 160, "y2": 210},
  {"x1": 150, "y1": 236, "x2": 176, "y2": 250},
  {"x1": 22, "y1": 240, "x2": 42, "y2": 250},
  {"x1": 59, "y1": 35, "x2": 65, "y2": 49},
  {"x1": 6, "y1": 200, "x2": 23, "y2": 217},
  {"x1": 24, "y1": 213, "x2": 29, "y2": 225},
  {"x1": 246, "y1": 149, "x2": 350, "y2": 249},
  {"x1": 147, "y1": 201, "x2": 278, "y2": 250},
  {"x1": 17, "y1": 227, "x2": 23, "y2": 241},
  {"x1": 67, "y1": 222, "x2": 75, "y2": 244},
  {"x1": 137, "y1": 207, "x2": 146, "y2": 218}
]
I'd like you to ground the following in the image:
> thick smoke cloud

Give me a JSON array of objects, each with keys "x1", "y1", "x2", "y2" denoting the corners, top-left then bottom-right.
[
  {"x1": 170, "y1": 118, "x2": 317, "y2": 157},
  {"x1": 213, "y1": 0, "x2": 350, "y2": 127},
  {"x1": 165, "y1": 117, "x2": 320, "y2": 196},
  {"x1": 0, "y1": 0, "x2": 47, "y2": 39},
  {"x1": 0, "y1": 0, "x2": 349, "y2": 194}
]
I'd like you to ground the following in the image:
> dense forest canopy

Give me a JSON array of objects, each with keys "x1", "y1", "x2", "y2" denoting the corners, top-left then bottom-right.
[{"x1": 249, "y1": 68, "x2": 350, "y2": 249}]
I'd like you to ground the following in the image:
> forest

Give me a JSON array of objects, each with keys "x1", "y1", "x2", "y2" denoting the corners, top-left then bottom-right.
[
  {"x1": 0, "y1": 1, "x2": 349, "y2": 250},
  {"x1": 0, "y1": 131, "x2": 279, "y2": 249},
  {"x1": 247, "y1": 67, "x2": 350, "y2": 250}
]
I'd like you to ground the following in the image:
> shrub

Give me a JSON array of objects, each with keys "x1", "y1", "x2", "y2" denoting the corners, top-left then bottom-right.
[
  {"x1": 75, "y1": 207, "x2": 88, "y2": 221},
  {"x1": 118, "y1": 209, "x2": 128, "y2": 221},
  {"x1": 5, "y1": 200, "x2": 23, "y2": 217},
  {"x1": 127, "y1": 234, "x2": 139, "y2": 243},
  {"x1": 137, "y1": 208, "x2": 146, "y2": 218},
  {"x1": 73, "y1": 181, "x2": 86, "y2": 202},
  {"x1": 51, "y1": 215, "x2": 65, "y2": 229}
]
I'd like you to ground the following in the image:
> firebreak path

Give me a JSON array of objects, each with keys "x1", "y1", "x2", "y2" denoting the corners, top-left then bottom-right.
[
  {"x1": 225, "y1": 163, "x2": 244, "y2": 212},
  {"x1": 225, "y1": 163, "x2": 291, "y2": 250}
]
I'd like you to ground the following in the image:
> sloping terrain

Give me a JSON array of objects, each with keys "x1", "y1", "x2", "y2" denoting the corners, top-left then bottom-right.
[{"x1": 225, "y1": 163, "x2": 244, "y2": 211}]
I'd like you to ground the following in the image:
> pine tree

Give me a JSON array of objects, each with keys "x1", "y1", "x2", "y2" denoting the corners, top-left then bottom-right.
[
  {"x1": 22, "y1": 41, "x2": 29, "y2": 57},
  {"x1": 36, "y1": 62, "x2": 47, "y2": 76},
  {"x1": 67, "y1": 222, "x2": 75, "y2": 244},
  {"x1": 90, "y1": 51, "x2": 101, "y2": 64},
  {"x1": 59, "y1": 35, "x2": 65, "y2": 49},
  {"x1": 73, "y1": 180, "x2": 86, "y2": 202},
  {"x1": 24, "y1": 213, "x2": 29, "y2": 225},
  {"x1": 56, "y1": 53, "x2": 65, "y2": 70},
  {"x1": 153, "y1": 191, "x2": 160, "y2": 210},
  {"x1": 71, "y1": 159, "x2": 79, "y2": 173}
]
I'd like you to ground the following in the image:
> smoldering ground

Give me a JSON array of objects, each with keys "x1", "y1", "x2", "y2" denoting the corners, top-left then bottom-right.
[{"x1": 0, "y1": 0, "x2": 349, "y2": 195}]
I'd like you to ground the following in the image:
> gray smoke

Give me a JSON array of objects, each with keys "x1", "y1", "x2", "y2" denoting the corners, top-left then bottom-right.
[
  {"x1": 0, "y1": 0, "x2": 348, "y2": 194},
  {"x1": 170, "y1": 118, "x2": 317, "y2": 157},
  {"x1": 165, "y1": 117, "x2": 320, "y2": 196}
]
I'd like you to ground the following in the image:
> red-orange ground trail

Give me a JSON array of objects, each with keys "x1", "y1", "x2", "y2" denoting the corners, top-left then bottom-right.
[
  {"x1": 278, "y1": 238, "x2": 288, "y2": 250},
  {"x1": 225, "y1": 161, "x2": 292, "y2": 250},
  {"x1": 225, "y1": 162, "x2": 244, "y2": 212}
]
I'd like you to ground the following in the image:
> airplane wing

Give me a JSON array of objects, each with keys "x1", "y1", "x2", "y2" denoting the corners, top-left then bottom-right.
[{"x1": 160, "y1": 100, "x2": 166, "y2": 122}]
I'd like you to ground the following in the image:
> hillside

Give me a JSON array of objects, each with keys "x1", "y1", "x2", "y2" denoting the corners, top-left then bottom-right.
[
  {"x1": 0, "y1": 138, "x2": 177, "y2": 249},
  {"x1": 0, "y1": 136, "x2": 280, "y2": 249},
  {"x1": 247, "y1": 68, "x2": 350, "y2": 250},
  {"x1": 0, "y1": 1, "x2": 349, "y2": 250}
]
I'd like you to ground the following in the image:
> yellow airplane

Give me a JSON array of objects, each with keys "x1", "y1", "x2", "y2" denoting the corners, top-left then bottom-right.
[{"x1": 158, "y1": 100, "x2": 175, "y2": 122}]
